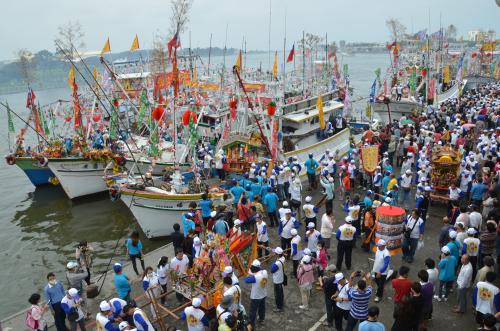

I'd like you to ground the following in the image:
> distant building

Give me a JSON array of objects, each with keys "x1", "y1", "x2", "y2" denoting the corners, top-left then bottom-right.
[{"x1": 468, "y1": 30, "x2": 496, "y2": 42}]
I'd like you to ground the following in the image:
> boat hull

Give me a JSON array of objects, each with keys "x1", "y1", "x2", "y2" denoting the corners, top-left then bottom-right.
[
  {"x1": 373, "y1": 101, "x2": 423, "y2": 124},
  {"x1": 120, "y1": 190, "x2": 223, "y2": 238},
  {"x1": 14, "y1": 157, "x2": 55, "y2": 186},
  {"x1": 48, "y1": 159, "x2": 109, "y2": 199}
]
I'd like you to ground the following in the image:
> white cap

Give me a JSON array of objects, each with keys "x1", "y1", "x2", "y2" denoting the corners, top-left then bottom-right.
[
  {"x1": 68, "y1": 288, "x2": 78, "y2": 296},
  {"x1": 193, "y1": 237, "x2": 201, "y2": 244},
  {"x1": 377, "y1": 239, "x2": 387, "y2": 247},
  {"x1": 302, "y1": 255, "x2": 311, "y2": 263},
  {"x1": 441, "y1": 246, "x2": 450, "y2": 254},
  {"x1": 334, "y1": 272, "x2": 344, "y2": 284},
  {"x1": 385, "y1": 197, "x2": 392, "y2": 203},
  {"x1": 405, "y1": 169, "x2": 411, "y2": 174},
  {"x1": 192, "y1": 297, "x2": 202, "y2": 307},
  {"x1": 307, "y1": 222, "x2": 315, "y2": 228},
  {"x1": 467, "y1": 228, "x2": 477, "y2": 235},
  {"x1": 328, "y1": 177, "x2": 334, "y2": 183},
  {"x1": 305, "y1": 196, "x2": 312, "y2": 203},
  {"x1": 345, "y1": 216, "x2": 353, "y2": 223},
  {"x1": 424, "y1": 186, "x2": 433, "y2": 192},
  {"x1": 449, "y1": 230, "x2": 457, "y2": 239},
  {"x1": 251, "y1": 259, "x2": 261, "y2": 267},
  {"x1": 290, "y1": 228, "x2": 298, "y2": 236},
  {"x1": 234, "y1": 219, "x2": 241, "y2": 225},
  {"x1": 223, "y1": 266, "x2": 233, "y2": 274},
  {"x1": 283, "y1": 201, "x2": 289, "y2": 207},
  {"x1": 210, "y1": 211, "x2": 217, "y2": 217},
  {"x1": 118, "y1": 322, "x2": 130, "y2": 331},
  {"x1": 67, "y1": 261, "x2": 78, "y2": 269},
  {"x1": 303, "y1": 248, "x2": 312, "y2": 256},
  {"x1": 99, "y1": 301, "x2": 111, "y2": 311},
  {"x1": 273, "y1": 247, "x2": 283, "y2": 255}
]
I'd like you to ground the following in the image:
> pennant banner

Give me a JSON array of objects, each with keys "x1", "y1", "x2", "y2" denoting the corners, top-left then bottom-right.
[
  {"x1": 317, "y1": 94, "x2": 325, "y2": 130},
  {"x1": 101, "y1": 37, "x2": 111, "y2": 56},
  {"x1": 130, "y1": 34, "x2": 140, "y2": 52},
  {"x1": 361, "y1": 146, "x2": 379, "y2": 174}
]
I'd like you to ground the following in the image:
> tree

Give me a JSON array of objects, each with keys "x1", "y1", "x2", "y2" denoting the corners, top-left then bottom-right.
[
  {"x1": 150, "y1": 32, "x2": 168, "y2": 74},
  {"x1": 446, "y1": 24, "x2": 457, "y2": 41},
  {"x1": 169, "y1": 0, "x2": 193, "y2": 35},
  {"x1": 385, "y1": 18, "x2": 407, "y2": 41},
  {"x1": 15, "y1": 49, "x2": 35, "y2": 86},
  {"x1": 54, "y1": 21, "x2": 85, "y2": 59}
]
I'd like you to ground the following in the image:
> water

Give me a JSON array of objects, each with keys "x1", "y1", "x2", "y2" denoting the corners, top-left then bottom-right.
[{"x1": 0, "y1": 52, "x2": 388, "y2": 317}]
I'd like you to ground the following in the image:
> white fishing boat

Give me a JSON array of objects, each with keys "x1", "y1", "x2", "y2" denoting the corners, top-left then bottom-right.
[
  {"x1": 372, "y1": 98, "x2": 423, "y2": 123},
  {"x1": 47, "y1": 159, "x2": 109, "y2": 199},
  {"x1": 436, "y1": 80, "x2": 467, "y2": 104}
]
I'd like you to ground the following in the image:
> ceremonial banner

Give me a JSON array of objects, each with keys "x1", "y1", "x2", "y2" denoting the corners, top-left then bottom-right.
[
  {"x1": 361, "y1": 146, "x2": 379, "y2": 174},
  {"x1": 443, "y1": 65, "x2": 450, "y2": 84},
  {"x1": 317, "y1": 95, "x2": 325, "y2": 130}
]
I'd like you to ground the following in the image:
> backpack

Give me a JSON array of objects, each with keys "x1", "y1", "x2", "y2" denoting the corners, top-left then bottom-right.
[{"x1": 25, "y1": 307, "x2": 39, "y2": 330}]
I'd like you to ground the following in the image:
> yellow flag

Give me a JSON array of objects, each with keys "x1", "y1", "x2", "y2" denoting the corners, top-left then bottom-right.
[
  {"x1": 193, "y1": 65, "x2": 197, "y2": 83},
  {"x1": 92, "y1": 66, "x2": 97, "y2": 81},
  {"x1": 100, "y1": 37, "x2": 111, "y2": 56},
  {"x1": 273, "y1": 51, "x2": 278, "y2": 80},
  {"x1": 443, "y1": 65, "x2": 450, "y2": 84},
  {"x1": 234, "y1": 50, "x2": 242, "y2": 72},
  {"x1": 317, "y1": 95, "x2": 325, "y2": 130},
  {"x1": 67, "y1": 66, "x2": 75, "y2": 88},
  {"x1": 130, "y1": 34, "x2": 139, "y2": 52}
]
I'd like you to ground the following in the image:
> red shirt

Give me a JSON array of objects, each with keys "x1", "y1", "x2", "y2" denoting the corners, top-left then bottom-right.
[
  {"x1": 392, "y1": 277, "x2": 412, "y2": 302},
  {"x1": 343, "y1": 176, "x2": 351, "y2": 190}
]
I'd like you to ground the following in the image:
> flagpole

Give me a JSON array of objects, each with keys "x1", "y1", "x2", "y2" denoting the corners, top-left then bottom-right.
[
  {"x1": 302, "y1": 31, "x2": 305, "y2": 97},
  {"x1": 208, "y1": 33, "x2": 212, "y2": 75},
  {"x1": 268, "y1": 0, "x2": 272, "y2": 73},
  {"x1": 283, "y1": 8, "x2": 287, "y2": 102}
]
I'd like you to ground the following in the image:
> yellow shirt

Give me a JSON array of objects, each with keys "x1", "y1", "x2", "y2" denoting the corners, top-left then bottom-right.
[{"x1": 387, "y1": 178, "x2": 397, "y2": 191}]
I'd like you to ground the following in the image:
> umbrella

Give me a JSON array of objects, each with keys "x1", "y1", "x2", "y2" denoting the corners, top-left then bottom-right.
[
  {"x1": 400, "y1": 119, "x2": 415, "y2": 126},
  {"x1": 462, "y1": 123, "x2": 476, "y2": 129}
]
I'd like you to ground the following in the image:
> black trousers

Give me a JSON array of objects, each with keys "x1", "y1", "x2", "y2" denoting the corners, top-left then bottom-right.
[
  {"x1": 258, "y1": 240, "x2": 269, "y2": 258},
  {"x1": 326, "y1": 198, "x2": 333, "y2": 214},
  {"x1": 281, "y1": 237, "x2": 292, "y2": 259},
  {"x1": 334, "y1": 307, "x2": 349, "y2": 330},
  {"x1": 274, "y1": 283, "x2": 284, "y2": 310},
  {"x1": 268, "y1": 211, "x2": 278, "y2": 227},
  {"x1": 375, "y1": 274, "x2": 387, "y2": 298},
  {"x1": 336, "y1": 240, "x2": 353, "y2": 270},
  {"x1": 324, "y1": 294, "x2": 336, "y2": 325},
  {"x1": 52, "y1": 302, "x2": 68, "y2": 331},
  {"x1": 292, "y1": 259, "x2": 300, "y2": 278},
  {"x1": 129, "y1": 253, "x2": 145, "y2": 275}
]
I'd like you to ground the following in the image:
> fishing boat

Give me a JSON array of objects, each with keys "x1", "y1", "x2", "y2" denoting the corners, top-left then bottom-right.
[
  {"x1": 372, "y1": 98, "x2": 423, "y2": 123},
  {"x1": 7, "y1": 156, "x2": 55, "y2": 186}
]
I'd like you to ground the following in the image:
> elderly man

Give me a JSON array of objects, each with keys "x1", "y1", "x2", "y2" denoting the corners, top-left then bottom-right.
[{"x1": 454, "y1": 254, "x2": 473, "y2": 314}]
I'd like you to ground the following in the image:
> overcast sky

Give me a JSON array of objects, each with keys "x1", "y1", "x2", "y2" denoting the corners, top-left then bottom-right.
[{"x1": 2, "y1": 0, "x2": 499, "y2": 60}]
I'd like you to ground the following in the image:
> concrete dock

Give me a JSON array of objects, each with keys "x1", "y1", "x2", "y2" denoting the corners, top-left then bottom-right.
[{"x1": 1, "y1": 187, "x2": 483, "y2": 331}]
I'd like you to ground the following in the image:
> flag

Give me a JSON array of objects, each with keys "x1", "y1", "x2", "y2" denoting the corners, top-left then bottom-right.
[
  {"x1": 26, "y1": 88, "x2": 36, "y2": 108},
  {"x1": 272, "y1": 51, "x2": 278, "y2": 80},
  {"x1": 72, "y1": 80, "x2": 82, "y2": 130},
  {"x1": 130, "y1": 34, "x2": 140, "y2": 51},
  {"x1": 234, "y1": 50, "x2": 242, "y2": 73},
  {"x1": 68, "y1": 66, "x2": 75, "y2": 89},
  {"x1": 92, "y1": 66, "x2": 97, "y2": 81},
  {"x1": 343, "y1": 64, "x2": 349, "y2": 76},
  {"x1": 167, "y1": 32, "x2": 180, "y2": 58},
  {"x1": 193, "y1": 65, "x2": 197, "y2": 83},
  {"x1": 287, "y1": 44, "x2": 295, "y2": 63},
  {"x1": 342, "y1": 86, "x2": 350, "y2": 117},
  {"x1": 430, "y1": 29, "x2": 443, "y2": 40},
  {"x1": 409, "y1": 71, "x2": 417, "y2": 92},
  {"x1": 414, "y1": 29, "x2": 427, "y2": 41},
  {"x1": 374, "y1": 68, "x2": 381, "y2": 86},
  {"x1": 6, "y1": 102, "x2": 14, "y2": 133},
  {"x1": 443, "y1": 65, "x2": 450, "y2": 84},
  {"x1": 317, "y1": 95, "x2": 325, "y2": 130},
  {"x1": 100, "y1": 37, "x2": 111, "y2": 56},
  {"x1": 369, "y1": 79, "x2": 377, "y2": 103}
]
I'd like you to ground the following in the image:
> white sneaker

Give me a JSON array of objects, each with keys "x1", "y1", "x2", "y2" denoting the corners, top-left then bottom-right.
[
  {"x1": 298, "y1": 305, "x2": 308, "y2": 309},
  {"x1": 374, "y1": 297, "x2": 381, "y2": 302},
  {"x1": 443, "y1": 297, "x2": 448, "y2": 302}
]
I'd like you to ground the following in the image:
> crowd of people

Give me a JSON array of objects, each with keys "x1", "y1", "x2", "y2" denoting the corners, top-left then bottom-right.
[{"x1": 25, "y1": 82, "x2": 500, "y2": 331}]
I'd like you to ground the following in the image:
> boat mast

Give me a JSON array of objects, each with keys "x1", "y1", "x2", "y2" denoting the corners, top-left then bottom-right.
[
  {"x1": 302, "y1": 30, "x2": 305, "y2": 96},
  {"x1": 268, "y1": 0, "x2": 272, "y2": 73},
  {"x1": 208, "y1": 33, "x2": 212, "y2": 75}
]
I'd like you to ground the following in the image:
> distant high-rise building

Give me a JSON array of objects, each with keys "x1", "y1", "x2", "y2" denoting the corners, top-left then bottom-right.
[{"x1": 468, "y1": 30, "x2": 496, "y2": 42}]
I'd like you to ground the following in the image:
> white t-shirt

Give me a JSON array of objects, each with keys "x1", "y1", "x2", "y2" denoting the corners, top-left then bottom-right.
[
  {"x1": 469, "y1": 212, "x2": 482, "y2": 229},
  {"x1": 336, "y1": 283, "x2": 352, "y2": 310},
  {"x1": 183, "y1": 306, "x2": 206, "y2": 331},
  {"x1": 306, "y1": 229, "x2": 321, "y2": 252},
  {"x1": 171, "y1": 255, "x2": 190, "y2": 275},
  {"x1": 320, "y1": 214, "x2": 335, "y2": 239},
  {"x1": 272, "y1": 257, "x2": 285, "y2": 284},
  {"x1": 348, "y1": 205, "x2": 360, "y2": 220},
  {"x1": 250, "y1": 270, "x2": 268, "y2": 299},
  {"x1": 475, "y1": 281, "x2": 500, "y2": 314},
  {"x1": 223, "y1": 284, "x2": 242, "y2": 312},
  {"x1": 427, "y1": 268, "x2": 439, "y2": 292},
  {"x1": 303, "y1": 203, "x2": 316, "y2": 218},
  {"x1": 157, "y1": 264, "x2": 170, "y2": 286},
  {"x1": 372, "y1": 248, "x2": 391, "y2": 275}
]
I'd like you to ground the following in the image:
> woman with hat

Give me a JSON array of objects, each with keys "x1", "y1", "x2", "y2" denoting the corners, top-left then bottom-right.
[{"x1": 297, "y1": 255, "x2": 315, "y2": 310}]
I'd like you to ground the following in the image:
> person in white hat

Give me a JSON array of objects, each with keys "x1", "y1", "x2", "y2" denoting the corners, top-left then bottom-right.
[
  {"x1": 335, "y1": 216, "x2": 357, "y2": 270},
  {"x1": 302, "y1": 196, "x2": 317, "y2": 228},
  {"x1": 118, "y1": 321, "x2": 136, "y2": 330},
  {"x1": 372, "y1": 239, "x2": 391, "y2": 302},
  {"x1": 332, "y1": 272, "x2": 351, "y2": 330},
  {"x1": 402, "y1": 209, "x2": 424, "y2": 263},
  {"x1": 192, "y1": 237, "x2": 203, "y2": 258},
  {"x1": 416, "y1": 186, "x2": 431, "y2": 222},
  {"x1": 222, "y1": 266, "x2": 240, "y2": 286},
  {"x1": 270, "y1": 247, "x2": 286, "y2": 312},
  {"x1": 372, "y1": 167, "x2": 382, "y2": 194},
  {"x1": 231, "y1": 219, "x2": 242, "y2": 238},
  {"x1": 60, "y1": 288, "x2": 85, "y2": 331},
  {"x1": 290, "y1": 228, "x2": 303, "y2": 277},
  {"x1": 320, "y1": 174, "x2": 335, "y2": 213},
  {"x1": 436, "y1": 245, "x2": 458, "y2": 302},
  {"x1": 256, "y1": 214, "x2": 270, "y2": 258},
  {"x1": 462, "y1": 227, "x2": 480, "y2": 278},
  {"x1": 297, "y1": 254, "x2": 314, "y2": 309},
  {"x1": 399, "y1": 169, "x2": 413, "y2": 208},
  {"x1": 445, "y1": 230, "x2": 461, "y2": 263},
  {"x1": 66, "y1": 261, "x2": 87, "y2": 298},
  {"x1": 305, "y1": 222, "x2": 322, "y2": 253},
  {"x1": 278, "y1": 210, "x2": 299, "y2": 257},
  {"x1": 278, "y1": 201, "x2": 290, "y2": 220},
  {"x1": 244, "y1": 259, "x2": 268, "y2": 329},
  {"x1": 180, "y1": 297, "x2": 208, "y2": 331},
  {"x1": 96, "y1": 300, "x2": 120, "y2": 331}
]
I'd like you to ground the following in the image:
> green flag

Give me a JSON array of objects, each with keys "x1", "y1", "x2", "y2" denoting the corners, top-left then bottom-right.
[
  {"x1": 110, "y1": 100, "x2": 118, "y2": 140},
  {"x1": 138, "y1": 89, "x2": 148, "y2": 126},
  {"x1": 149, "y1": 123, "x2": 159, "y2": 157},
  {"x1": 6, "y1": 102, "x2": 15, "y2": 133},
  {"x1": 409, "y1": 72, "x2": 417, "y2": 92},
  {"x1": 343, "y1": 64, "x2": 348, "y2": 76},
  {"x1": 375, "y1": 68, "x2": 382, "y2": 87}
]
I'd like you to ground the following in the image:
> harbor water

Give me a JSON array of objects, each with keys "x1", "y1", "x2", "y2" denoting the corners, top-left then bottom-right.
[{"x1": 0, "y1": 52, "x2": 388, "y2": 317}]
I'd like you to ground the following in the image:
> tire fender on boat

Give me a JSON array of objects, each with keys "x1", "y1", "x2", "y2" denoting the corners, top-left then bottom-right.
[
  {"x1": 5, "y1": 154, "x2": 16, "y2": 165},
  {"x1": 109, "y1": 184, "x2": 121, "y2": 202},
  {"x1": 36, "y1": 156, "x2": 48, "y2": 167}
]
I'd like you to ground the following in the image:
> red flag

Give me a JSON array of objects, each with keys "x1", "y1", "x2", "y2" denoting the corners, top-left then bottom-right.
[
  {"x1": 72, "y1": 81, "x2": 82, "y2": 130},
  {"x1": 286, "y1": 44, "x2": 295, "y2": 63},
  {"x1": 167, "y1": 32, "x2": 180, "y2": 59},
  {"x1": 26, "y1": 88, "x2": 36, "y2": 108}
]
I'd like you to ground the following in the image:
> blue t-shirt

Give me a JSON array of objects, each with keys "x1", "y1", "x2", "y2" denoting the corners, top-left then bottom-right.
[
  {"x1": 359, "y1": 320, "x2": 386, "y2": 331},
  {"x1": 438, "y1": 256, "x2": 457, "y2": 282},
  {"x1": 363, "y1": 196, "x2": 373, "y2": 208},
  {"x1": 263, "y1": 192, "x2": 279, "y2": 212},
  {"x1": 230, "y1": 186, "x2": 245, "y2": 204},
  {"x1": 125, "y1": 239, "x2": 142, "y2": 256},
  {"x1": 305, "y1": 158, "x2": 319, "y2": 175},
  {"x1": 471, "y1": 183, "x2": 487, "y2": 201},
  {"x1": 199, "y1": 199, "x2": 213, "y2": 218},
  {"x1": 114, "y1": 273, "x2": 131, "y2": 299}
]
